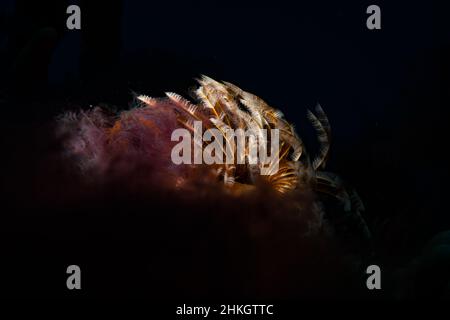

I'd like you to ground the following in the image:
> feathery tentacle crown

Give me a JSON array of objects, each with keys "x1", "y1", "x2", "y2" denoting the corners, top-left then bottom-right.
[{"x1": 136, "y1": 75, "x2": 332, "y2": 194}]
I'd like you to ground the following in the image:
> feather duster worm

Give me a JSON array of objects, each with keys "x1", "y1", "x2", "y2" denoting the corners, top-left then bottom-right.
[{"x1": 57, "y1": 75, "x2": 370, "y2": 241}]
